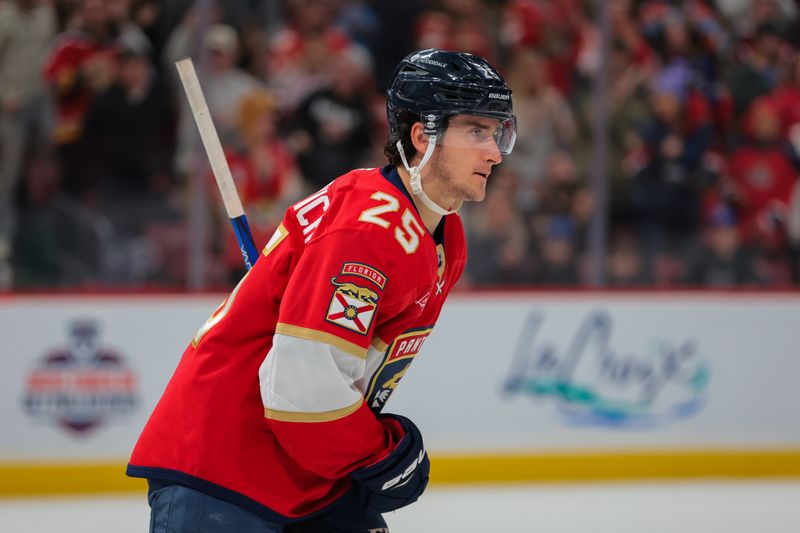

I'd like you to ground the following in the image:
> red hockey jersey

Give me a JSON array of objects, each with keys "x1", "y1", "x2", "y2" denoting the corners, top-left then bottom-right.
[{"x1": 127, "y1": 166, "x2": 466, "y2": 522}]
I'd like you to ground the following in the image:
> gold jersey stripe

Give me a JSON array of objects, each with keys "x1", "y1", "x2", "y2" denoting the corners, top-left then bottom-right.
[
  {"x1": 276, "y1": 323, "x2": 368, "y2": 359},
  {"x1": 264, "y1": 399, "x2": 362, "y2": 422},
  {"x1": 372, "y1": 336, "x2": 389, "y2": 352},
  {"x1": 263, "y1": 223, "x2": 289, "y2": 257}
]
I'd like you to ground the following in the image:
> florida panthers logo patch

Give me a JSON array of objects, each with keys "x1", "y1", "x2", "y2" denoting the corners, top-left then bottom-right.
[
  {"x1": 326, "y1": 277, "x2": 379, "y2": 335},
  {"x1": 367, "y1": 327, "x2": 432, "y2": 412}
]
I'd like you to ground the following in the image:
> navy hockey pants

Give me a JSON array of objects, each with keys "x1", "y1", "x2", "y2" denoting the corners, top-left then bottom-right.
[{"x1": 147, "y1": 481, "x2": 389, "y2": 533}]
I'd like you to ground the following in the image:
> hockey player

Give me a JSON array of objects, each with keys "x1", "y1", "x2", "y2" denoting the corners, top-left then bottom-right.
[{"x1": 127, "y1": 48, "x2": 516, "y2": 532}]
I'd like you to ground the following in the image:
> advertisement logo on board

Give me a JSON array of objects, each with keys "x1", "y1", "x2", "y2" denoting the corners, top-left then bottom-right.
[
  {"x1": 22, "y1": 320, "x2": 138, "y2": 435},
  {"x1": 503, "y1": 310, "x2": 710, "y2": 428}
]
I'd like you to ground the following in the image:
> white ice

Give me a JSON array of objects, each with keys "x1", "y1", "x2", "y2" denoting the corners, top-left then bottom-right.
[{"x1": 1, "y1": 481, "x2": 798, "y2": 533}]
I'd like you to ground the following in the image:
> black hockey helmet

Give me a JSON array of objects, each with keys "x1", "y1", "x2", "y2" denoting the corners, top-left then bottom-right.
[{"x1": 386, "y1": 48, "x2": 516, "y2": 154}]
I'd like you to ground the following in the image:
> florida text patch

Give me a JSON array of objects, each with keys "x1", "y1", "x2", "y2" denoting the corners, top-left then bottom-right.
[{"x1": 341, "y1": 262, "x2": 387, "y2": 290}]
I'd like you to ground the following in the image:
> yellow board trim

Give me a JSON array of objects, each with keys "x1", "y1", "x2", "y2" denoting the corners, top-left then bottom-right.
[
  {"x1": 2, "y1": 449, "x2": 799, "y2": 497},
  {"x1": 265, "y1": 399, "x2": 362, "y2": 423},
  {"x1": 430, "y1": 449, "x2": 800, "y2": 484},
  {"x1": 0, "y1": 461, "x2": 146, "y2": 497},
  {"x1": 276, "y1": 323, "x2": 368, "y2": 359}
]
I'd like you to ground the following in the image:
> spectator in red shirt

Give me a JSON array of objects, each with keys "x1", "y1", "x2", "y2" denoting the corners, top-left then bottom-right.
[
  {"x1": 43, "y1": 0, "x2": 119, "y2": 199},
  {"x1": 770, "y1": 54, "x2": 800, "y2": 139},
  {"x1": 219, "y1": 89, "x2": 303, "y2": 283},
  {"x1": 500, "y1": 0, "x2": 583, "y2": 95},
  {"x1": 728, "y1": 96, "x2": 799, "y2": 247}
]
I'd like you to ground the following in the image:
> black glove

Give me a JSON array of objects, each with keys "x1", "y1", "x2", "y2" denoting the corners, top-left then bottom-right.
[{"x1": 350, "y1": 414, "x2": 430, "y2": 514}]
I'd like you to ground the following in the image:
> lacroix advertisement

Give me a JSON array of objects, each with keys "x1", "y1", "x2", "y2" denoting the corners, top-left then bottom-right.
[{"x1": 2, "y1": 293, "x2": 799, "y2": 463}]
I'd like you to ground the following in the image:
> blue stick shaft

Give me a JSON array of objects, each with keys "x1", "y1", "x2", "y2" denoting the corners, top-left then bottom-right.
[{"x1": 231, "y1": 215, "x2": 259, "y2": 270}]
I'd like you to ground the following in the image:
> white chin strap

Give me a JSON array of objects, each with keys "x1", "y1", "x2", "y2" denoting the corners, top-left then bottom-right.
[{"x1": 396, "y1": 137, "x2": 460, "y2": 216}]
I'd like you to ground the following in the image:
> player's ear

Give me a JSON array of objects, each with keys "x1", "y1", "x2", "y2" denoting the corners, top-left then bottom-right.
[{"x1": 409, "y1": 122, "x2": 429, "y2": 155}]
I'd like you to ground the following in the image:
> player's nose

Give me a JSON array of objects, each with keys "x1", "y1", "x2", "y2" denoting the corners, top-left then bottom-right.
[{"x1": 484, "y1": 137, "x2": 502, "y2": 165}]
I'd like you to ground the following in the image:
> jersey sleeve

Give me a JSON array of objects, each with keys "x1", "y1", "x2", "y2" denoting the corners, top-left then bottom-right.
[
  {"x1": 259, "y1": 225, "x2": 411, "y2": 479},
  {"x1": 278, "y1": 225, "x2": 404, "y2": 355}
]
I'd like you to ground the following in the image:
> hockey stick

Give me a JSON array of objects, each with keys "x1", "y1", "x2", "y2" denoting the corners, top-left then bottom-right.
[{"x1": 175, "y1": 57, "x2": 259, "y2": 270}]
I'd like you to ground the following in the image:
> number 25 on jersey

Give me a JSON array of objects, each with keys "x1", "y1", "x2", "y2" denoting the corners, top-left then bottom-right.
[{"x1": 359, "y1": 192, "x2": 425, "y2": 254}]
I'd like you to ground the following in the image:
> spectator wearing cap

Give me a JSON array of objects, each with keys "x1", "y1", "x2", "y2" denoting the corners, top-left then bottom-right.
[
  {"x1": 630, "y1": 65, "x2": 712, "y2": 282},
  {"x1": 202, "y1": 24, "x2": 263, "y2": 142},
  {"x1": 160, "y1": 2, "x2": 222, "y2": 88},
  {"x1": 173, "y1": 23, "x2": 263, "y2": 175},
  {"x1": 82, "y1": 32, "x2": 174, "y2": 243}
]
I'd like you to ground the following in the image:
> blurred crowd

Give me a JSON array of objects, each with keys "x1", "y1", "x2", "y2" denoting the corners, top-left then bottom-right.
[{"x1": 1, "y1": 0, "x2": 800, "y2": 290}]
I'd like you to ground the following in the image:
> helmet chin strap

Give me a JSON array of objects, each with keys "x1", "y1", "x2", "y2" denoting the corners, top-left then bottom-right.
[{"x1": 396, "y1": 138, "x2": 460, "y2": 216}]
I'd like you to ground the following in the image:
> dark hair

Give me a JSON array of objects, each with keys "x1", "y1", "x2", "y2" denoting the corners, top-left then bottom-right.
[
  {"x1": 383, "y1": 109, "x2": 451, "y2": 168},
  {"x1": 383, "y1": 109, "x2": 418, "y2": 168}
]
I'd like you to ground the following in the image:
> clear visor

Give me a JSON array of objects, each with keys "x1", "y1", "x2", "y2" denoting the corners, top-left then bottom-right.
[
  {"x1": 435, "y1": 114, "x2": 517, "y2": 156},
  {"x1": 494, "y1": 116, "x2": 517, "y2": 155}
]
